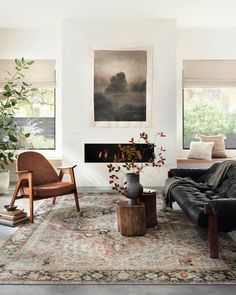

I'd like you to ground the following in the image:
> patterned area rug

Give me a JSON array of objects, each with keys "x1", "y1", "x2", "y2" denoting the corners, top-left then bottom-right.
[{"x1": 0, "y1": 193, "x2": 236, "y2": 284}]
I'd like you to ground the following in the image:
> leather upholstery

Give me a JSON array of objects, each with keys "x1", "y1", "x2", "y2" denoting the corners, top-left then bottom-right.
[
  {"x1": 209, "y1": 199, "x2": 236, "y2": 232},
  {"x1": 22, "y1": 182, "x2": 75, "y2": 198},
  {"x1": 17, "y1": 151, "x2": 60, "y2": 186},
  {"x1": 11, "y1": 151, "x2": 79, "y2": 223},
  {"x1": 169, "y1": 163, "x2": 236, "y2": 231},
  {"x1": 170, "y1": 185, "x2": 209, "y2": 227}
]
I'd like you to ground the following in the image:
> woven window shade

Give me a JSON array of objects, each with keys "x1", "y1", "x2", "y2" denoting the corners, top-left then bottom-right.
[
  {"x1": 183, "y1": 60, "x2": 236, "y2": 88},
  {"x1": 0, "y1": 59, "x2": 56, "y2": 88}
]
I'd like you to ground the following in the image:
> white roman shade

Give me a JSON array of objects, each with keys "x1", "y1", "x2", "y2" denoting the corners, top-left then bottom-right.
[
  {"x1": 0, "y1": 59, "x2": 56, "y2": 88},
  {"x1": 183, "y1": 60, "x2": 236, "y2": 88}
]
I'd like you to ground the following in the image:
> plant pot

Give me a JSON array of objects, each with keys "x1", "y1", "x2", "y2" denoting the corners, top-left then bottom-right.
[
  {"x1": 0, "y1": 170, "x2": 10, "y2": 195},
  {"x1": 126, "y1": 173, "x2": 143, "y2": 205}
]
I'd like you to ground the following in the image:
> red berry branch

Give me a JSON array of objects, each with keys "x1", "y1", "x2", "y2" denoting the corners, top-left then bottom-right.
[{"x1": 100, "y1": 132, "x2": 166, "y2": 194}]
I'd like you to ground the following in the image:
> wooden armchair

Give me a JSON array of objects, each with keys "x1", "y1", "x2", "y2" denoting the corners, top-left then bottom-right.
[{"x1": 9, "y1": 151, "x2": 80, "y2": 223}]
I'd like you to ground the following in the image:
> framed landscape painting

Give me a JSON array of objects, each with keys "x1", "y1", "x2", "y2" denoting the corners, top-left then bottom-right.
[{"x1": 92, "y1": 47, "x2": 152, "y2": 127}]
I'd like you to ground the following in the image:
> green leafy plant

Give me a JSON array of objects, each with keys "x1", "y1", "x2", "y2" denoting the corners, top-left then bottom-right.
[
  {"x1": 184, "y1": 96, "x2": 236, "y2": 147},
  {"x1": 0, "y1": 58, "x2": 36, "y2": 171},
  {"x1": 100, "y1": 132, "x2": 166, "y2": 194}
]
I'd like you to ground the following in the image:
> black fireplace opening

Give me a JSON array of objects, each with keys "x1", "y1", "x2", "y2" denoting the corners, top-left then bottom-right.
[{"x1": 84, "y1": 143, "x2": 154, "y2": 163}]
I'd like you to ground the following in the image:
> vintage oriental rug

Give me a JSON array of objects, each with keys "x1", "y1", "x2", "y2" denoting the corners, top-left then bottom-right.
[{"x1": 0, "y1": 193, "x2": 236, "y2": 284}]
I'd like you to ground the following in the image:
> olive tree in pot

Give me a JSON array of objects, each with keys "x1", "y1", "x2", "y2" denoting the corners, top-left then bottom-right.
[{"x1": 0, "y1": 58, "x2": 36, "y2": 194}]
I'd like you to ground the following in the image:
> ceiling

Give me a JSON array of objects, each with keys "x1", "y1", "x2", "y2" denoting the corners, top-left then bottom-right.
[{"x1": 0, "y1": 0, "x2": 235, "y2": 28}]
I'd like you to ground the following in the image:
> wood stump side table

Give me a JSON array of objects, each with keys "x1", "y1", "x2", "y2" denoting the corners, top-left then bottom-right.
[
  {"x1": 116, "y1": 201, "x2": 146, "y2": 237},
  {"x1": 138, "y1": 191, "x2": 157, "y2": 228}
]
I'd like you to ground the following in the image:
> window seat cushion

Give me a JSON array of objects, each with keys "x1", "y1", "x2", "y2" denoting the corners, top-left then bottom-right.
[{"x1": 177, "y1": 158, "x2": 234, "y2": 165}]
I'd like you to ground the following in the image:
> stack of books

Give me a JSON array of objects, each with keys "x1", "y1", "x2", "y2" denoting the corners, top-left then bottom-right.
[{"x1": 0, "y1": 208, "x2": 29, "y2": 227}]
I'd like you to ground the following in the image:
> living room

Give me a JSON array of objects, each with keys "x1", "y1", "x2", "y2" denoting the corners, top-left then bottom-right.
[{"x1": 0, "y1": 1, "x2": 236, "y2": 294}]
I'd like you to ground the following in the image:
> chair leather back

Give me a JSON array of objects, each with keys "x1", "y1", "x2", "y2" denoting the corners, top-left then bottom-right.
[{"x1": 17, "y1": 151, "x2": 60, "y2": 186}]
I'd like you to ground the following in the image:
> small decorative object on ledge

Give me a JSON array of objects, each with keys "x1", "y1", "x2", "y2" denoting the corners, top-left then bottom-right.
[{"x1": 102, "y1": 132, "x2": 166, "y2": 200}]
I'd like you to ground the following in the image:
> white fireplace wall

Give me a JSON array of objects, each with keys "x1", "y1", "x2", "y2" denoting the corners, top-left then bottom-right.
[{"x1": 62, "y1": 18, "x2": 177, "y2": 187}]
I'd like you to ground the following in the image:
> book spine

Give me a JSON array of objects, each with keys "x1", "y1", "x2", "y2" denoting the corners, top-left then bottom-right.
[
  {"x1": 0, "y1": 217, "x2": 29, "y2": 227},
  {"x1": 13, "y1": 218, "x2": 29, "y2": 225},
  {"x1": 0, "y1": 210, "x2": 24, "y2": 216},
  {"x1": 0, "y1": 213, "x2": 27, "y2": 221}
]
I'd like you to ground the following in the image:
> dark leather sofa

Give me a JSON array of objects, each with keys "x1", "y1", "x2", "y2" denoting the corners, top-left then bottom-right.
[{"x1": 168, "y1": 163, "x2": 236, "y2": 258}]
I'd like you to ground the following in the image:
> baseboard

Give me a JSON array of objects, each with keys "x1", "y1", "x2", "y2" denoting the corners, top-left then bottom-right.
[{"x1": 77, "y1": 186, "x2": 162, "y2": 193}]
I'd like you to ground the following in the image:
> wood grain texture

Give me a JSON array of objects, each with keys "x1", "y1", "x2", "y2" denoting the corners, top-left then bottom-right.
[
  {"x1": 116, "y1": 201, "x2": 146, "y2": 237},
  {"x1": 139, "y1": 192, "x2": 157, "y2": 228},
  {"x1": 204, "y1": 203, "x2": 219, "y2": 259}
]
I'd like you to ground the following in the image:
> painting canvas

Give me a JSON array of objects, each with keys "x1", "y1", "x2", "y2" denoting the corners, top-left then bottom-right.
[{"x1": 93, "y1": 48, "x2": 151, "y2": 127}]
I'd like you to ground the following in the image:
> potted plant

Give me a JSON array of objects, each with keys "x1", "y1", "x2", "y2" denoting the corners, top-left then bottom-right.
[
  {"x1": 102, "y1": 132, "x2": 166, "y2": 204},
  {"x1": 0, "y1": 58, "x2": 36, "y2": 194}
]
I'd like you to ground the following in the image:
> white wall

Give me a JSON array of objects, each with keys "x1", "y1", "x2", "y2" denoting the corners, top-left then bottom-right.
[
  {"x1": 0, "y1": 27, "x2": 61, "y2": 59},
  {"x1": 177, "y1": 28, "x2": 236, "y2": 159},
  {"x1": 62, "y1": 19, "x2": 177, "y2": 187},
  {"x1": 0, "y1": 27, "x2": 62, "y2": 180}
]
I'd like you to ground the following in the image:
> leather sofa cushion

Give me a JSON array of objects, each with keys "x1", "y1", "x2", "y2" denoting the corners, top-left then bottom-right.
[
  {"x1": 171, "y1": 185, "x2": 210, "y2": 228},
  {"x1": 169, "y1": 163, "x2": 236, "y2": 230}
]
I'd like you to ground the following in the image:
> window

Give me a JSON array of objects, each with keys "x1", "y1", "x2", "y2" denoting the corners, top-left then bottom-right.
[
  {"x1": 183, "y1": 60, "x2": 236, "y2": 149},
  {"x1": 0, "y1": 59, "x2": 56, "y2": 149}
]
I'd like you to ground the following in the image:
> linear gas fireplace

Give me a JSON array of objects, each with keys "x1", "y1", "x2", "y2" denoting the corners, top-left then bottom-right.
[{"x1": 84, "y1": 143, "x2": 154, "y2": 163}]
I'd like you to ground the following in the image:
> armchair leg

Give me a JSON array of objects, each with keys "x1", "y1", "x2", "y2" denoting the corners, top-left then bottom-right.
[
  {"x1": 9, "y1": 180, "x2": 21, "y2": 207},
  {"x1": 74, "y1": 190, "x2": 80, "y2": 212},
  {"x1": 29, "y1": 198, "x2": 34, "y2": 223},
  {"x1": 52, "y1": 197, "x2": 56, "y2": 204},
  {"x1": 28, "y1": 175, "x2": 34, "y2": 223}
]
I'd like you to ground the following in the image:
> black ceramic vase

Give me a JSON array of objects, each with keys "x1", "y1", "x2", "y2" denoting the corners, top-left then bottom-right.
[{"x1": 125, "y1": 173, "x2": 143, "y2": 205}]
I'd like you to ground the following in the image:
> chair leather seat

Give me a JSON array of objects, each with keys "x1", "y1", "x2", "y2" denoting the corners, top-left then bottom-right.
[
  {"x1": 23, "y1": 182, "x2": 75, "y2": 198},
  {"x1": 34, "y1": 182, "x2": 75, "y2": 197}
]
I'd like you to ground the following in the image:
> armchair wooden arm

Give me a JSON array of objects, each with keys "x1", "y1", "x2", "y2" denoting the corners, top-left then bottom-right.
[
  {"x1": 15, "y1": 170, "x2": 32, "y2": 174},
  {"x1": 14, "y1": 170, "x2": 32, "y2": 182},
  {"x1": 10, "y1": 171, "x2": 33, "y2": 211},
  {"x1": 57, "y1": 165, "x2": 77, "y2": 183},
  {"x1": 52, "y1": 164, "x2": 79, "y2": 210},
  {"x1": 58, "y1": 165, "x2": 77, "y2": 170}
]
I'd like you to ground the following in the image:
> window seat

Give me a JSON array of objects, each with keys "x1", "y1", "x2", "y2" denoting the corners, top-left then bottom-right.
[{"x1": 177, "y1": 158, "x2": 235, "y2": 168}]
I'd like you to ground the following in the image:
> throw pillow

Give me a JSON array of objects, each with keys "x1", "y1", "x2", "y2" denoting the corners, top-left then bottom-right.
[
  {"x1": 188, "y1": 141, "x2": 215, "y2": 161},
  {"x1": 197, "y1": 134, "x2": 227, "y2": 158}
]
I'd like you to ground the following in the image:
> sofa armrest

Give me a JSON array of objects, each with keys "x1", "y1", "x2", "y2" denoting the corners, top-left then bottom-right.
[
  {"x1": 168, "y1": 168, "x2": 208, "y2": 181},
  {"x1": 208, "y1": 198, "x2": 236, "y2": 232}
]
